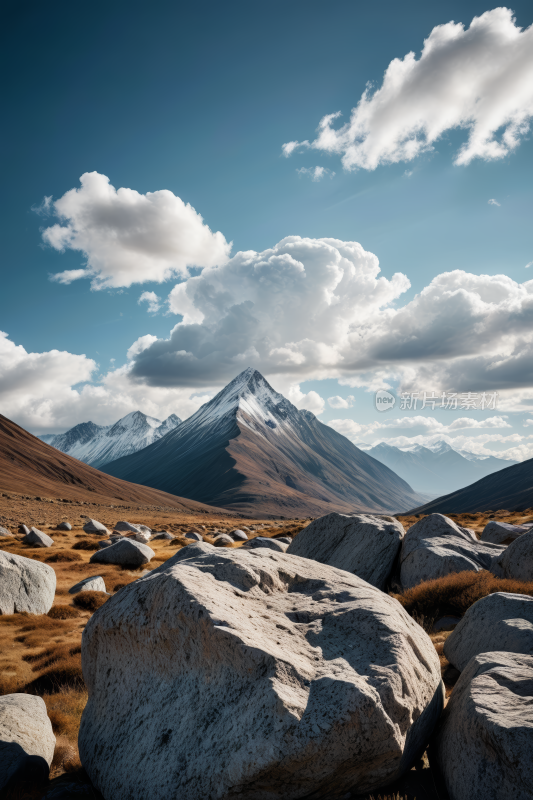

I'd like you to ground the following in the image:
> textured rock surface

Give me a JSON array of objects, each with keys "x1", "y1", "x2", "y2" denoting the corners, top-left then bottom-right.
[
  {"x1": 244, "y1": 536, "x2": 288, "y2": 552},
  {"x1": 56, "y1": 522, "x2": 72, "y2": 531},
  {"x1": 480, "y1": 520, "x2": 528, "y2": 545},
  {"x1": 490, "y1": 530, "x2": 533, "y2": 582},
  {"x1": 213, "y1": 534, "x2": 234, "y2": 547},
  {"x1": 114, "y1": 521, "x2": 141, "y2": 533},
  {"x1": 444, "y1": 592, "x2": 533, "y2": 671},
  {"x1": 185, "y1": 531, "x2": 203, "y2": 541},
  {"x1": 137, "y1": 525, "x2": 152, "y2": 535},
  {"x1": 152, "y1": 532, "x2": 174, "y2": 540},
  {"x1": 19, "y1": 524, "x2": 30, "y2": 535},
  {"x1": 275, "y1": 536, "x2": 293, "y2": 545},
  {"x1": 228, "y1": 529, "x2": 248, "y2": 541},
  {"x1": 0, "y1": 525, "x2": 13, "y2": 536},
  {"x1": 79, "y1": 544, "x2": 444, "y2": 800},
  {"x1": 288, "y1": 513, "x2": 404, "y2": 590},
  {"x1": 0, "y1": 551, "x2": 56, "y2": 614},
  {"x1": 0, "y1": 693, "x2": 56, "y2": 789},
  {"x1": 69, "y1": 576, "x2": 106, "y2": 595},
  {"x1": 23, "y1": 527, "x2": 54, "y2": 547},
  {"x1": 83, "y1": 519, "x2": 109, "y2": 535},
  {"x1": 400, "y1": 514, "x2": 504, "y2": 590},
  {"x1": 132, "y1": 531, "x2": 151, "y2": 543},
  {"x1": 89, "y1": 538, "x2": 154, "y2": 567},
  {"x1": 432, "y1": 651, "x2": 533, "y2": 800}
]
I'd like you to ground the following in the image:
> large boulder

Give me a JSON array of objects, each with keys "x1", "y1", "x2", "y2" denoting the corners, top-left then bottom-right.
[
  {"x1": 0, "y1": 693, "x2": 56, "y2": 790},
  {"x1": 89, "y1": 538, "x2": 154, "y2": 567},
  {"x1": 23, "y1": 527, "x2": 54, "y2": 548},
  {"x1": 444, "y1": 592, "x2": 533, "y2": 671},
  {"x1": 79, "y1": 544, "x2": 444, "y2": 800},
  {"x1": 480, "y1": 520, "x2": 529, "y2": 545},
  {"x1": 431, "y1": 651, "x2": 533, "y2": 800},
  {"x1": 114, "y1": 521, "x2": 141, "y2": 533},
  {"x1": 0, "y1": 551, "x2": 56, "y2": 614},
  {"x1": 69, "y1": 576, "x2": 106, "y2": 595},
  {"x1": 0, "y1": 525, "x2": 13, "y2": 537},
  {"x1": 244, "y1": 536, "x2": 288, "y2": 552},
  {"x1": 490, "y1": 530, "x2": 533, "y2": 581},
  {"x1": 400, "y1": 514, "x2": 504, "y2": 590},
  {"x1": 83, "y1": 519, "x2": 109, "y2": 535},
  {"x1": 287, "y1": 513, "x2": 405, "y2": 591}
]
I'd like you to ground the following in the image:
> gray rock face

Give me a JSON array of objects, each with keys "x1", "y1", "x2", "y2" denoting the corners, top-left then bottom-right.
[
  {"x1": 132, "y1": 531, "x2": 151, "y2": 544},
  {"x1": 400, "y1": 514, "x2": 504, "y2": 590},
  {"x1": 19, "y1": 524, "x2": 30, "y2": 535},
  {"x1": 89, "y1": 538, "x2": 154, "y2": 567},
  {"x1": 481, "y1": 520, "x2": 529, "y2": 545},
  {"x1": 288, "y1": 513, "x2": 405, "y2": 590},
  {"x1": 56, "y1": 522, "x2": 72, "y2": 531},
  {"x1": 152, "y1": 532, "x2": 175, "y2": 540},
  {"x1": 114, "y1": 521, "x2": 141, "y2": 533},
  {"x1": 228, "y1": 529, "x2": 248, "y2": 541},
  {"x1": 444, "y1": 592, "x2": 533, "y2": 671},
  {"x1": 137, "y1": 525, "x2": 152, "y2": 535},
  {"x1": 244, "y1": 536, "x2": 288, "y2": 552},
  {"x1": 0, "y1": 551, "x2": 56, "y2": 614},
  {"x1": 490, "y1": 530, "x2": 533, "y2": 582},
  {"x1": 83, "y1": 519, "x2": 109, "y2": 535},
  {"x1": 274, "y1": 536, "x2": 292, "y2": 545},
  {"x1": 432, "y1": 651, "x2": 533, "y2": 800},
  {"x1": 23, "y1": 528, "x2": 54, "y2": 548},
  {"x1": 0, "y1": 525, "x2": 13, "y2": 537},
  {"x1": 185, "y1": 531, "x2": 203, "y2": 541},
  {"x1": 213, "y1": 534, "x2": 234, "y2": 547},
  {"x1": 98, "y1": 540, "x2": 113, "y2": 550},
  {"x1": 79, "y1": 544, "x2": 444, "y2": 800},
  {"x1": 0, "y1": 694, "x2": 56, "y2": 790},
  {"x1": 69, "y1": 576, "x2": 106, "y2": 594}
]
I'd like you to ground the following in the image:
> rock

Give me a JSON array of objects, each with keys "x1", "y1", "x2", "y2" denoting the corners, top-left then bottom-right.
[
  {"x1": 152, "y1": 532, "x2": 175, "y2": 540},
  {"x1": 228, "y1": 529, "x2": 248, "y2": 541},
  {"x1": 444, "y1": 592, "x2": 533, "y2": 671},
  {"x1": 56, "y1": 522, "x2": 72, "y2": 531},
  {"x1": 244, "y1": 536, "x2": 288, "y2": 552},
  {"x1": 480, "y1": 520, "x2": 529, "y2": 545},
  {"x1": 0, "y1": 551, "x2": 56, "y2": 614},
  {"x1": 399, "y1": 514, "x2": 504, "y2": 590},
  {"x1": 22, "y1": 527, "x2": 54, "y2": 548},
  {"x1": 433, "y1": 615, "x2": 462, "y2": 632},
  {"x1": 79, "y1": 544, "x2": 444, "y2": 800},
  {"x1": 132, "y1": 532, "x2": 151, "y2": 544},
  {"x1": 490, "y1": 530, "x2": 533, "y2": 581},
  {"x1": 213, "y1": 534, "x2": 234, "y2": 547},
  {"x1": 288, "y1": 513, "x2": 405, "y2": 590},
  {"x1": 274, "y1": 536, "x2": 293, "y2": 544},
  {"x1": 137, "y1": 525, "x2": 152, "y2": 535},
  {"x1": 185, "y1": 531, "x2": 203, "y2": 541},
  {"x1": 0, "y1": 525, "x2": 13, "y2": 537},
  {"x1": 90, "y1": 539, "x2": 154, "y2": 567},
  {"x1": 19, "y1": 524, "x2": 30, "y2": 535},
  {"x1": 114, "y1": 521, "x2": 141, "y2": 533},
  {"x1": 98, "y1": 540, "x2": 113, "y2": 549},
  {"x1": 83, "y1": 519, "x2": 109, "y2": 535},
  {"x1": 431, "y1": 651, "x2": 533, "y2": 800},
  {"x1": 69, "y1": 576, "x2": 106, "y2": 594},
  {"x1": 0, "y1": 694, "x2": 56, "y2": 790}
]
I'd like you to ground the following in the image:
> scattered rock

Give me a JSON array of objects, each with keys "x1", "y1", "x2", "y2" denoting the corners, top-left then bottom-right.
[
  {"x1": 69, "y1": 576, "x2": 106, "y2": 594},
  {"x1": 480, "y1": 520, "x2": 529, "y2": 545},
  {"x1": 114, "y1": 521, "x2": 141, "y2": 533},
  {"x1": 131, "y1": 532, "x2": 151, "y2": 544},
  {"x1": 400, "y1": 514, "x2": 504, "y2": 590},
  {"x1": 90, "y1": 539, "x2": 154, "y2": 567},
  {"x1": 184, "y1": 531, "x2": 203, "y2": 541},
  {"x1": 0, "y1": 694, "x2": 55, "y2": 790},
  {"x1": 137, "y1": 525, "x2": 152, "y2": 535},
  {"x1": 432, "y1": 651, "x2": 533, "y2": 800},
  {"x1": 0, "y1": 525, "x2": 13, "y2": 537},
  {"x1": 444, "y1": 592, "x2": 533, "y2": 671},
  {"x1": 288, "y1": 513, "x2": 405, "y2": 590},
  {"x1": 228, "y1": 529, "x2": 248, "y2": 541},
  {"x1": 0, "y1": 550, "x2": 56, "y2": 614},
  {"x1": 83, "y1": 519, "x2": 109, "y2": 535},
  {"x1": 56, "y1": 522, "x2": 72, "y2": 531},
  {"x1": 79, "y1": 543, "x2": 444, "y2": 800},
  {"x1": 213, "y1": 534, "x2": 234, "y2": 547},
  {"x1": 19, "y1": 524, "x2": 30, "y2": 535},
  {"x1": 152, "y1": 532, "x2": 175, "y2": 540},
  {"x1": 98, "y1": 540, "x2": 113, "y2": 549},
  {"x1": 490, "y1": 530, "x2": 533, "y2": 581},
  {"x1": 244, "y1": 536, "x2": 288, "y2": 552},
  {"x1": 22, "y1": 528, "x2": 54, "y2": 548}
]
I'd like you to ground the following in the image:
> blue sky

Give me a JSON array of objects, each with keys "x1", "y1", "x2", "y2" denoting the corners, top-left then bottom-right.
[{"x1": 2, "y1": 0, "x2": 533, "y2": 460}]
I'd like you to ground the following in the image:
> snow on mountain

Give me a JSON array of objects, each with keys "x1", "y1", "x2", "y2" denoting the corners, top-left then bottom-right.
[{"x1": 45, "y1": 411, "x2": 182, "y2": 469}]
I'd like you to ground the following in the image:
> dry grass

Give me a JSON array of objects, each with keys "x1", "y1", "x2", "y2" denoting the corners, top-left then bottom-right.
[
  {"x1": 47, "y1": 605, "x2": 82, "y2": 620},
  {"x1": 72, "y1": 539, "x2": 100, "y2": 551},
  {"x1": 45, "y1": 550, "x2": 83, "y2": 563},
  {"x1": 73, "y1": 591, "x2": 109, "y2": 612}
]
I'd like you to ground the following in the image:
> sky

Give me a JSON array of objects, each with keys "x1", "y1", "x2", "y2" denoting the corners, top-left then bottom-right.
[{"x1": 1, "y1": 0, "x2": 533, "y2": 461}]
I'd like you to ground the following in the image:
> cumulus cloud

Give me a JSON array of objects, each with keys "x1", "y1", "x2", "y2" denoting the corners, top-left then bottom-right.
[
  {"x1": 327, "y1": 395, "x2": 355, "y2": 409},
  {"x1": 138, "y1": 291, "x2": 161, "y2": 314},
  {"x1": 286, "y1": 385, "x2": 325, "y2": 416},
  {"x1": 488, "y1": 198, "x2": 501, "y2": 206},
  {"x1": 283, "y1": 8, "x2": 533, "y2": 171},
  {"x1": 296, "y1": 166, "x2": 335, "y2": 181},
  {"x1": 42, "y1": 172, "x2": 231, "y2": 289},
  {"x1": 328, "y1": 414, "x2": 513, "y2": 443}
]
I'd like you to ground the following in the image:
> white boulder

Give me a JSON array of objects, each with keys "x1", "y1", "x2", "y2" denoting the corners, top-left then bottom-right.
[
  {"x1": 90, "y1": 538, "x2": 154, "y2": 567},
  {"x1": 213, "y1": 534, "x2": 234, "y2": 547},
  {"x1": 0, "y1": 551, "x2": 56, "y2": 614},
  {"x1": 481, "y1": 520, "x2": 529, "y2": 545},
  {"x1": 0, "y1": 694, "x2": 56, "y2": 790},
  {"x1": 228, "y1": 529, "x2": 248, "y2": 541},
  {"x1": 432, "y1": 651, "x2": 533, "y2": 800},
  {"x1": 0, "y1": 525, "x2": 13, "y2": 537},
  {"x1": 185, "y1": 531, "x2": 203, "y2": 541},
  {"x1": 69, "y1": 576, "x2": 106, "y2": 594},
  {"x1": 288, "y1": 513, "x2": 405, "y2": 590},
  {"x1": 490, "y1": 530, "x2": 533, "y2": 582},
  {"x1": 400, "y1": 514, "x2": 504, "y2": 590},
  {"x1": 79, "y1": 543, "x2": 444, "y2": 800},
  {"x1": 56, "y1": 522, "x2": 72, "y2": 531},
  {"x1": 19, "y1": 524, "x2": 30, "y2": 535},
  {"x1": 244, "y1": 536, "x2": 288, "y2": 552},
  {"x1": 132, "y1": 531, "x2": 151, "y2": 544},
  {"x1": 23, "y1": 527, "x2": 54, "y2": 548},
  {"x1": 83, "y1": 519, "x2": 109, "y2": 535},
  {"x1": 114, "y1": 521, "x2": 141, "y2": 533},
  {"x1": 444, "y1": 592, "x2": 533, "y2": 671}
]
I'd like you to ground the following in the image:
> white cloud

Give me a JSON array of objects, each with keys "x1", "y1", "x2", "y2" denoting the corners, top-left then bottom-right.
[
  {"x1": 138, "y1": 291, "x2": 161, "y2": 314},
  {"x1": 126, "y1": 334, "x2": 159, "y2": 361},
  {"x1": 523, "y1": 419, "x2": 533, "y2": 427},
  {"x1": 296, "y1": 166, "x2": 335, "y2": 181},
  {"x1": 42, "y1": 172, "x2": 231, "y2": 289},
  {"x1": 32, "y1": 195, "x2": 53, "y2": 216},
  {"x1": 525, "y1": 261, "x2": 533, "y2": 269},
  {"x1": 488, "y1": 198, "x2": 501, "y2": 206},
  {"x1": 328, "y1": 414, "x2": 513, "y2": 444},
  {"x1": 327, "y1": 395, "x2": 355, "y2": 409},
  {"x1": 283, "y1": 8, "x2": 533, "y2": 171},
  {"x1": 287, "y1": 385, "x2": 325, "y2": 415}
]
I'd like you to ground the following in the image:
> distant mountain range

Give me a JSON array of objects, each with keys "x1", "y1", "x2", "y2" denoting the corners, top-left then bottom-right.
[
  {"x1": 360, "y1": 441, "x2": 515, "y2": 496},
  {"x1": 40, "y1": 411, "x2": 181, "y2": 469},
  {"x1": 100, "y1": 369, "x2": 423, "y2": 517}
]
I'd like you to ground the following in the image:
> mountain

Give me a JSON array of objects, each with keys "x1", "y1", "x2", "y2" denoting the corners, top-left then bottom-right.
[
  {"x1": 43, "y1": 411, "x2": 182, "y2": 469},
  {"x1": 0, "y1": 413, "x2": 223, "y2": 513},
  {"x1": 409, "y1": 456, "x2": 533, "y2": 514},
  {"x1": 364, "y1": 440, "x2": 516, "y2": 495},
  {"x1": 101, "y1": 368, "x2": 422, "y2": 517}
]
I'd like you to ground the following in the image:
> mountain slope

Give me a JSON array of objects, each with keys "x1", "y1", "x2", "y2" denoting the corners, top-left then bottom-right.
[
  {"x1": 0, "y1": 414, "x2": 221, "y2": 513},
  {"x1": 366, "y1": 441, "x2": 515, "y2": 495},
  {"x1": 408, "y1": 456, "x2": 533, "y2": 514},
  {"x1": 44, "y1": 411, "x2": 182, "y2": 468},
  {"x1": 102, "y1": 369, "x2": 422, "y2": 517}
]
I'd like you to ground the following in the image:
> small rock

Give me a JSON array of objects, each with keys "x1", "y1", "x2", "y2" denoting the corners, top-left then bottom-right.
[
  {"x1": 481, "y1": 520, "x2": 529, "y2": 545},
  {"x1": 228, "y1": 529, "x2": 248, "y2": 541},
  {"x1": 114, "y1": 521, "x2": 141, "y2": 533},
  {"x1": 90, "y1": 539, "x2": 154, "y2": 567},
  {"x1": 136, "y1": 525, "x2": 152, "y2": 535},
  {"x1": 0, "y1": 551, "x2": 56, "y2": 614},
  {"x1": 490, "y1": 530, "x2": 533, "y2": 581},
  {"x1": 213, "y1": 534, "x2": 234, "y2": 547},
  {"x1": 244, "y1": 536, "x2": 288, "y2": 552},
  {"x1": 19, "y1": 524, "x2": 30, "y2": 535},
  {"x1": 132, "y1": 532, "x2": 151, "y2": 544},
  {"x1": 56, "y1": 522, "x2": 72, "y2": 531},
  {"x1": 69, "y1": 576, "x2": 106, "y2": 594},
  {"x1": 83, "y1": 519, "x2": 109, "y2": 535},
  {"x1": 0, "y1": 694, "x2": 56, "y2": 790},
  {"x1": 152, "y1": 532, "x2": 175, "y2": 540},
  {"x1": 0, "y1": 525, "x2": 13, "y2": 537},
  {"x1": 184, "y1": 531, "x2": 203, "y2": 541},
  {"x1": 23, "y1": 528, "x2": 54, "y2": 548}
]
